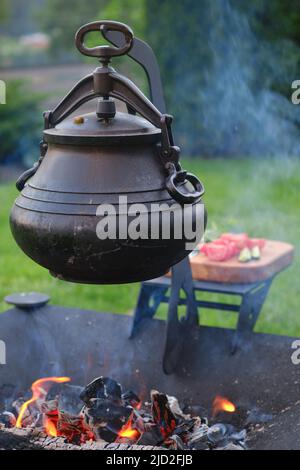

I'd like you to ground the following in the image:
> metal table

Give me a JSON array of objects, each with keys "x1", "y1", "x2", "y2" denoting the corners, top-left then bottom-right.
[{"x1": 131, "y1": 258, "x2": 277, "y2": 372}]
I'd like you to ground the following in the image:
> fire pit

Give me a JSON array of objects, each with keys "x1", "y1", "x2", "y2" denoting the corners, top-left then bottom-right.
[
  {"x1": 2, "y1": 18, "x2": 299, "y2": 453},
  {"x1": 0, "y1": 374, "x2": 244, "y2": 450},
  {"x1": 0, "y1": 300, "x2": 300, "y2": 450}
]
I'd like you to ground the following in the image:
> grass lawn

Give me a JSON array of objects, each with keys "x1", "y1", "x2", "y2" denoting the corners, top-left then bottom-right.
[{"x1": 0, "y1": 157, "x2": 299, "y2": 336}]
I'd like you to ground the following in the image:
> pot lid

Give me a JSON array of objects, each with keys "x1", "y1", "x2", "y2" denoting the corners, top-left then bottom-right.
[{"x1": 44, "y1": 111, "x2": 161, "y2": 146}]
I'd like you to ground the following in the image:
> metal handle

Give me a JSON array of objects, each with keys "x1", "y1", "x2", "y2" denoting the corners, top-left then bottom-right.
[
  {"x1": 75, "y1": 20, "x2": 134, "y2": 59},
  {"x1": 16, "y1": 164, "x2": 39, "y2": 191},
  {"x1": 102, "y1": 28, "x2": 166, "y2": 113},
  {"x1": 15, "y1": 141, "x2": 47, "y2": 191},
  {"x1": 165, "y1": 163, "x2": 205, "y2": 204},
  {"x1": 35, "y1": 21, "x2": 204, "y2": 205}
]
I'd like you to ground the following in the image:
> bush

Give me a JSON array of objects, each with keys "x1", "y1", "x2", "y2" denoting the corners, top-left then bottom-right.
[{"x1": 0, "y1": 79, "x2": 44, "y2": 166}]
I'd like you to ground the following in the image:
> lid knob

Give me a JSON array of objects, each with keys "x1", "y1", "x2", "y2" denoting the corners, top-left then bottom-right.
[{"x1": 96, "y1": 97, "x2": 116, "y2": 120}]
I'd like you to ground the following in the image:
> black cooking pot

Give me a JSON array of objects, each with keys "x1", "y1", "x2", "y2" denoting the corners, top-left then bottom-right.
[{"x1": 10, "y1": 21, "x2": 206, "y2": 284}]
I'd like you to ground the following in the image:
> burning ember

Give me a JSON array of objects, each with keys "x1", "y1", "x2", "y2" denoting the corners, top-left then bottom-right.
[
  {"x1": 0, "y1": 376, "x2": 246, "y2": 450},
  {"x1": 212, "y1": 396, "x2": 236, "y2": 417},
  {"x1": 118, "y1": 419, "x2": 140, "y2": 440},
  {"x1": 16, "y1": 376, "x2": 70, "y2": 429},
  {"x1": 44, "y1": 417, "x2": 58, "y2": 437}
]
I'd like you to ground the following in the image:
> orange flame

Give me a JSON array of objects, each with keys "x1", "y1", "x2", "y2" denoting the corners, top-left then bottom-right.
[
  {"x1": 118, "y1": 419, "x2": 140, "y2": 440},
  {"x1": 212, "y1": 395, "x2": 236, "y2": 417},
  {"x1": 16, "y1": 376, "x2": 71, "y2": 428},
  {"x1": 44, "y1": 417, "x2": 58, "y2": 437}
]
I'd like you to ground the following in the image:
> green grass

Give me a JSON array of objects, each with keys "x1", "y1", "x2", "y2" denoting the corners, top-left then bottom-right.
[{"x1": 0, "y1": 157, "x2": 299, "y2": 336}]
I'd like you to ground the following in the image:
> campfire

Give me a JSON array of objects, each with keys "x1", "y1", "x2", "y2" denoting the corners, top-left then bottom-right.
[{"x1": 0, "y1": 376, "x2": 246, "y2": 450}]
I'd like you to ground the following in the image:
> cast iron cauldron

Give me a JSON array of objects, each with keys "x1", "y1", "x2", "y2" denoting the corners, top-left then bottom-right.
[{"x1": 10, "y1": 21, "x2": 205, "y2": 284}]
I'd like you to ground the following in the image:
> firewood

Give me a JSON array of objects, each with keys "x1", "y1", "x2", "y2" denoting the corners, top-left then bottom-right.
[{"x1": 0, "y1": 427, "x2": 165, "y2": 450}]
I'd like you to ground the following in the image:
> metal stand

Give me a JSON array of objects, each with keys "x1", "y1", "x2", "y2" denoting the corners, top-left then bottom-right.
[
  {"x1": 103, "y1": 30, "x2": 202, "y2": 373},
  {"x1": 131, "y1": 258, "x2": 275, "y2": 371},
  {"x1": 102, "y1": 28, "x2": 166, "y2": 113}
]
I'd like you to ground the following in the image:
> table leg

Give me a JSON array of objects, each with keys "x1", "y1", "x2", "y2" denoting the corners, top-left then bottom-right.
[
  {"x1": 231, "y1": 278, "x2": 273, "y2": 354},
  {"x1": 130, "y1": 283, "x2": 168, "y2": 338}
]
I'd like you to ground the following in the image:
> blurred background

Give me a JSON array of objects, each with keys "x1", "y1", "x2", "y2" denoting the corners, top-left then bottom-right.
[{"x1": 0, "y1": 0, "x2": 299, "y2": 335}]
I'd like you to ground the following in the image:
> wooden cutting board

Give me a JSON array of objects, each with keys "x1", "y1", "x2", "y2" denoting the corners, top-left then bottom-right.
[{"x1": 189, "y1": 240, "x2": 294, "y2": 284}]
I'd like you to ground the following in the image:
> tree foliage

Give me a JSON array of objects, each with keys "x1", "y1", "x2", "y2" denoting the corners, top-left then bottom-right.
[
  {"x1": 145, "y1": 0, "x2": 300, "y2": 156},
  {"x1": 101, "y1": 0, "x2": 146, "y2": 39},
  {"x1": 0, "y1": 80, "x2": 44, "y2": 165},
  {"x1": 38, "y1": 0, "x2": 146, "y2": 56},
  {"x1": 0, "y1": 0, "x2": 10, "y2": 24},
  {"x1": 37, "y1": 0, "x2": 300, "y2": 157},
  {"x1": 37, "y1": 0, "x2": 106, "y2": 54},
  {"x1": 233, "y1": 0, "x2": 300, "y2": 45}
]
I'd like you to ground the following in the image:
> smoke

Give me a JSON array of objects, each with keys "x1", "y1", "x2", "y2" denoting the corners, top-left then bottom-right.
[{"x1": 173, "y1": 0, "x2": 300, "y2": 157}]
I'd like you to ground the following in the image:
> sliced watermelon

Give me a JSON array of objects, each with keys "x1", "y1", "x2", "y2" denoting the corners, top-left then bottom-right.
[
  {"x1": 204, "y1": 242, "x2": 234, "y2": 262},
  {"x1": 213, "y1": 238, "x2": 240, "y2": 256},
  {"x1": 199, "y1": 243, "x2": 209, "y2": 255},
  {"x1": 200, "y1": 233, "x2": 266, "y2": 262},
  {"x1": 220, "y1": 233, "x2": 250, "y2": 250},
  {"x1": 247, "y1": 238, "x2": 266, "y2": 249}
]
